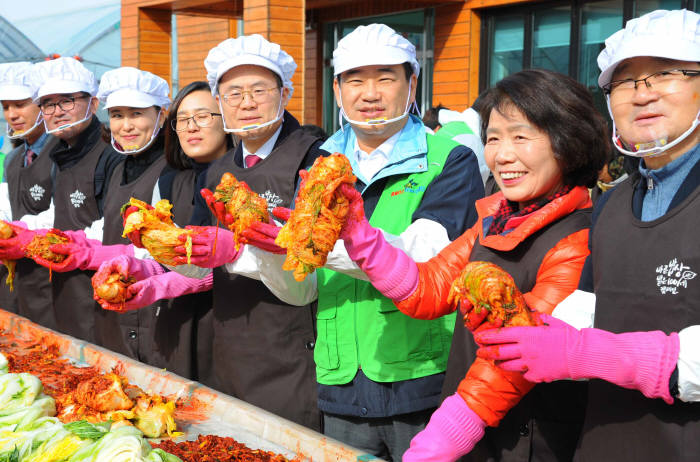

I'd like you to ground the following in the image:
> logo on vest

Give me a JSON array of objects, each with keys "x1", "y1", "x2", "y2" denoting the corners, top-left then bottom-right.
[
  {"x1": 656, "y1": 258, "x2": 697, "y2": 295},
  {"x1": 390, "y1": 179, "x2": 426, "y2": 197},
  {"x1": 70, "y1": 190, "x2": 86, "y2": 208},
  {"x1": 261, "y1": 190, "x2": 283, "y2": 212},
  {"x1": 29, "y1": 184, "x2": 45, "y2": 201}
]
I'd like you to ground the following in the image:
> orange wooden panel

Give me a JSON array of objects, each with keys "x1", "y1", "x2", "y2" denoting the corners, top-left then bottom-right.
[
  {"x1": 434, "y1": 21, "x2": 469, "y2": 38},
  {"x1": 468, "y1": 9, "x2": 481, "y2": 103},
  {"x1": 434, "y1": 81, "x2": 469, "y2": 94},
  {"x1": 270, "y1": 0, "x2": 304, "y2": 6},
  {"x1": 466, "y1": 0, "x2": 531, "y2": 8},
  {"x1": 268, "y1": 32, "x2": 305, "y2": 47},
  {"x1": 266, "y1": 19, "x2": 303, "y2": 33},
  {"x1": 434, "y1": 58, "x2": 471, "y2": 72},
  {"x1": 433, "y1": 69, "x2": 469, "y2": 82},
  {"x1": 435, "y1": 46, "x2": 472, "y2": 60},
  {"x1": 435, "y1": 5, "x2": 471, "y2": 25},
  {"x1": 242, "y1": 6, "x2": 269, "y2": 21},
  {"x1": 121, "y1": 14, "x2": 138, "y2": 29}
]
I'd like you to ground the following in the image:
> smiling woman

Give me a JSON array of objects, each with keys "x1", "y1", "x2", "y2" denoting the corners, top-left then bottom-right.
[{"x1": 334, "y1": 68, "x2": 610, "y2": 460}]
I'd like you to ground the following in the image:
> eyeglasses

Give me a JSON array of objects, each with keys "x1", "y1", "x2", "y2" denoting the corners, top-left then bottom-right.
[
  {"x1": 603, "y1": 69, "x2": 700, "y2": 96},
  {"x1": 40, "y1": 95, "x2": 88, "y2": 115},
  {"x1": 220, "y1": 87, "x2": 280, "y2": 107},
  {"x1": 171, "y1": 112, "x2": 222, "y2": 132}
]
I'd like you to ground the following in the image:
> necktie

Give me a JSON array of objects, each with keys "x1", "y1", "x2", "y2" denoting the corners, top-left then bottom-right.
[
  {"x1": 25, "y1": 149, "x2": 36, "y2": 166},
  {"x1": 245, "y1": 154, "x2": 262, "y2": 168}
]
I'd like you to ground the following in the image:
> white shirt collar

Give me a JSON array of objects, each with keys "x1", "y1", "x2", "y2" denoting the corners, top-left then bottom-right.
[
  {"x1": 242, "y1": 123, "x2": 284, "y2": 166},
  {"x1": 352, "y1": 130, "x2": 401, "y2": 183}
]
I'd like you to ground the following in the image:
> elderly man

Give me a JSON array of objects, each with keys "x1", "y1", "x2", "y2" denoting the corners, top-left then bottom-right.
[
  {"x1": 241, "y1": 23, "x2": 484, "y2": 459},
  {"x1": 478, "y1": 9, "x2": 700, "y2": 461},
  {"x1": 0, "y1": 62, "x2": 57, "y2": 318}
]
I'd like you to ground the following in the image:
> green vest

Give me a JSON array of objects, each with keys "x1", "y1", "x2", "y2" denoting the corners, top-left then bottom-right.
[
  {"x1": 436, "y1": 121, "x2": 474, "y2": 141},
  {"x1": 315, "y1": 134, "x2": 458, "y2": 385}
]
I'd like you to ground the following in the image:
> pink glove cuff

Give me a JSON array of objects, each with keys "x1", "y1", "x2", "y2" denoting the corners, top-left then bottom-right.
[
  {"x1": 569, "y1": 329, "x2": 680, "y2": 404},
  {"x1": 435, "y1": 394, "x2": 487, "y2": 454},
  {"x1": 170, "y1": 270, "x2": 213, "y2": 295},
  {"x1": 87, "y1": 244, "x2": 135, "y2": 270},
  {"x1": 404, "y1": 394, "x2": 486, "y2": 461},
  {"x1": 343, "y1": 219, "x2": 419, "y2": 301}
]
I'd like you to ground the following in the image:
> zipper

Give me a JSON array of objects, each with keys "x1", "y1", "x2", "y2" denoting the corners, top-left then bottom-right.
[{"x1": 647, "y1": 177, "x2": 654, "y2": 190}]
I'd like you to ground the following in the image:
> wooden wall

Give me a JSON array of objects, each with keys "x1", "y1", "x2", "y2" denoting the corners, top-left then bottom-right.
[
  {"x1": 432, "y1": 2, "x2": 480, "y2": 111},
  {"x1": 243, "y1": 0, "x2": 305, "y2": 120},
  {"x1": 176, "y1": 16, "x2": 237, "y2": 89}
]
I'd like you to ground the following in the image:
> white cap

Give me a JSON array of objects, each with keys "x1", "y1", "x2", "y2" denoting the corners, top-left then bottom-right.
[
  {"x1": 97, "y1": 67, "x2": 170, "y2": 109},
  {"x1": 0, "y1": 62, "x2": 36, "y2": 101},
  {"x1": 32, "y1": 57, "x2": 98, "y2": 102},
  {"x1": 204, "y1": 35, "x2": 296, "y2": 97},
  {"x1": 598, "y1": 9, "x2": 700, "y2": 88},
  {"x1": 438, "y1": 108, "x2": 481, "y2": 134},
  {"x1": 333, "y1": 24, "x2": 420, "y2": 77}
]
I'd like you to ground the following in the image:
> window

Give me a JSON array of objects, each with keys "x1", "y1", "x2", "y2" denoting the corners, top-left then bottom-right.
[{"x1": 481, "y1": 0, "x2": 691, "y2": 97}]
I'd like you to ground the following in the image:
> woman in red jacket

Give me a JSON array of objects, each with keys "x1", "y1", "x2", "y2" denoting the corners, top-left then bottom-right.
[{"x1": 335, "y1": 69, "x2": 609, "y2": 461}]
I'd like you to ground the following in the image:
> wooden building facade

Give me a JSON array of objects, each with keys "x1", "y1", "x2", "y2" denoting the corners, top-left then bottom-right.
[{"x1": 122, "y1": 0, "x2": 699, "y2": 132}]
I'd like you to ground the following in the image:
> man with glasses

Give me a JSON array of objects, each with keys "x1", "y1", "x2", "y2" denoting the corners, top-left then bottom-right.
[
  {"x1": 169, "y1": 35, "x2": 325, "y2": 430},
  {"x1": 0, "y1": 62, "x2": 57, "y2": 318},
  {"x1": 17, "y1": 57, "x2": 122, "y2": 340},
  {"x1": 475, "y1": 9, "x2": 700, "y2": 461}
]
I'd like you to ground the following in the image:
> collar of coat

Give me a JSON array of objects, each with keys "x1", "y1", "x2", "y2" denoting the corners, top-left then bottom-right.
[{"x1": 476, "y1": 185, "x2": 592, "y2": 252}]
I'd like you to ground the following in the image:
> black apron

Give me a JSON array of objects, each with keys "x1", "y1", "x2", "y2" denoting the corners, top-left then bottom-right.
[
  {"x1": 200, "y1": 124, "x2": 321, "y2": 430},
  {"x1": 576, "y1": 174, "x2": 700, "y2": 462},
  {"x1": 52, "y1": 135, "x2": 107, "y2": 343},
  {"x1": 2, "y1": 136, "x2": 58, "y2": 321},
  {"x1": 158, "y1": 167, "x2": 211, "y2": 380},
  {"x1": 93, "y1": 153, "x2": 168, "y2": 363},
  {"x1": 442, "y1": 209, "x2": 591, "y2": 462}
]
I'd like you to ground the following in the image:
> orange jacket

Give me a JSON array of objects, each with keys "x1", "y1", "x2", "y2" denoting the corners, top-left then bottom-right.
[{"x1": 396, "y1": 186, "x2": 592, "y2": 426}]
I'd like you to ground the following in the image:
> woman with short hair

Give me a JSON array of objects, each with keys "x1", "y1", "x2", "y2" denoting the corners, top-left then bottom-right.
[{"x1": 334, "y1": 68, "x2": 608, "y2": 460}]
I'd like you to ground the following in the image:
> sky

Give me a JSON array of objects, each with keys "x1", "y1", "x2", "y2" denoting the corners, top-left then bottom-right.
[{"x1": 0, "y1": 0, "x2": 118, "y2": 22}]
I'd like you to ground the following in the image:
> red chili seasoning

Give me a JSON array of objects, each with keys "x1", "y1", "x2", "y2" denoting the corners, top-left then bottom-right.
[{"x1": 151, "y1": 435, "x2": 291, "y2": 462}]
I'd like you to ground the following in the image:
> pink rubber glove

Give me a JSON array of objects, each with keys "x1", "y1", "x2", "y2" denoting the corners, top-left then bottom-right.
[
  {"x1": 475, "y1": 314, "x2": 680, "y2": 404},
  {"x1": 337, "y1": 184, "x2": 418, "y2": 301},
  {"x1": 172, "y1": 226, "x2": 242, "y2": 268},
  {"x1": 239, "y1": 207, "x2": 290, "y2": 254},
  {"x1": 48, "y1": 230, "x2": 134, "y2": 272},
  {"x1": 404, "y1": 394, "x2": 486, "y2": 461},
  {"x1": 97, "y1": 271, "x2": 213, "y2": 311},
  {"x1": 94, "y1": 254, "x2": 167, "y2": 282},
  {"x1": 0, "y1": 221, "x2": 35, "y2": 260}
]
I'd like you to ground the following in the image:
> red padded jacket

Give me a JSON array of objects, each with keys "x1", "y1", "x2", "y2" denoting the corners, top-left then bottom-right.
[{"x1": 396, "y1": 186, "x2": 592, "y2": 426}]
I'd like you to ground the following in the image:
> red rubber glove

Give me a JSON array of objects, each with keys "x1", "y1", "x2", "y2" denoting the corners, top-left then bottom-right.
[
  {"x1": 476, "y1": 314, "x2": 680, "y2": 404},
  {"x1": 173, "y1": 226, "x2": 242, "y2": 268},
  {"x1": 122, "y1": 204, "x2": 154, "y2": 248},
  {"x1": 97, "y1": 271, "x2": 213, "y2": 312},
  {"x1": 29, "y1": 229, "x2": 80, "y2": 271},
  {"x1": 200, "y1": 188, "x2": 234, "y2": 227},
  {"x1": 239, "y1": 207, "x2": 290, "y2": 254},
  {"x1": 0, "y1": 222, "x2": 35, "y2": 260},
  {"x1": 458, "y1": 298, "x2": 505, "y2": 333}
]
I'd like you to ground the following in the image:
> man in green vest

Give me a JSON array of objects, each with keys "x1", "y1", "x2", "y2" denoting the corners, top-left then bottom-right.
[{"x1": 244, "y1": 23, "x2": 484, "y2": 460}]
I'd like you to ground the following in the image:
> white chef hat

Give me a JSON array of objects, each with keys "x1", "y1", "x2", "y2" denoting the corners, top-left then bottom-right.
[
  {"x1": 0, "y1": 62, "x2": 36, "y2": 101},
  {"x1": 333, "y1": 23, "x2": 420, "y2": 78},
  {"x1": 32, "y1": 57, "x2": 98, "y2": 102},
  {"x1": 204, "y1": 35, "x2": 297, "y2": 97},
  {"x1": 598, "y1": 9, "x2": 700, "y2": 88},
  {"x1": 97, "y1": 67, "x2": 171, "y2": 109}
]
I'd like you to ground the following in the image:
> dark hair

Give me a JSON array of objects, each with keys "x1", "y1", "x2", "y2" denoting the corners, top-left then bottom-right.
[
  {"x1": 164, "y1": 81, "x2": 233, "y2": 170},
  {"x1": 101, "y1": 106, "x2": 163, "y2": 147},
  {"x1": 422, "y1": 104, "x2": 448, "y2": 130},
  {"x1": 478, "y1": 69, "x2": 609, "y2": 188}
]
